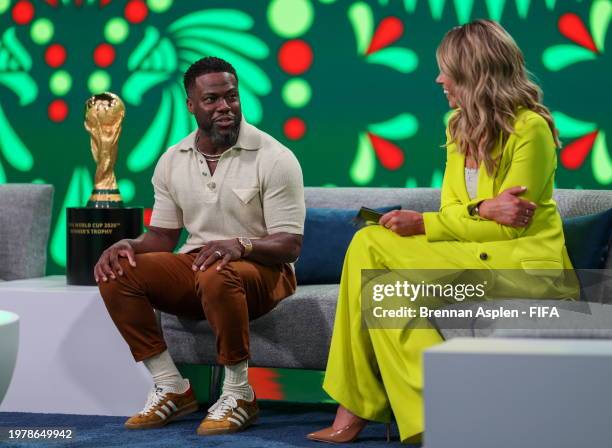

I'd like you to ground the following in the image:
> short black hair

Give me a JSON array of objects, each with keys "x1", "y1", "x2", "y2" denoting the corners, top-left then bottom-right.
[{"x1": 183, "y1": 57, "x2": 238, "y2": 96}]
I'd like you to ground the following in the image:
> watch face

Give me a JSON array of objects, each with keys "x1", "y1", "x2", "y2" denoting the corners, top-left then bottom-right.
[{"x1": 239, "y1": 237, "x2": 252, "y2": 253}]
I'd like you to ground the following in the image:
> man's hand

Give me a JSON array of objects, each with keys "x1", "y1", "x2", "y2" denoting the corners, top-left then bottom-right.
[
  {"x1": 379, "y1": 210, "x2": 425, "y2": 236},
  {"x1": 192, "y1": 239, "x2": 244, "y2": 272},
  {"x1": 94, "y1": 240, "x2": 136, "y2": 283},
  {"x1": 479, "y1": 186, "x2": 537, "y2": 227}
]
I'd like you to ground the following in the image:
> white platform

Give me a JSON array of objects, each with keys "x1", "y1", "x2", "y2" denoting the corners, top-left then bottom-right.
[
  {"x1": 0, "y1": 310, "x2": 19, "y2": 405},
  {"x1": 424, "y1": 337, "x2": 612, "y2": 448},
  {"x1": 0, "y1": 276, "x2": 152, "y2": 416}
]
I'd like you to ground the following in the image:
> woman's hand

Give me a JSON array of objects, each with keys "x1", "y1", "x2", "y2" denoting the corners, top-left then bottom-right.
[
  {"x1": 379, "y1": 210, "x2": 425, "y2": 236},
  {"x1": 479, "y1": 186, "x2": 537, "y2": 227}
]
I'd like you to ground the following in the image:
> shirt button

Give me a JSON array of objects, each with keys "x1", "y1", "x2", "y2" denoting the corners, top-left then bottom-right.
[
  {"x1": 479, "y1": 252, "x2": 488, "y2": 260},
  {"x1": 199, "y1": 160, "x2": 203, "y2": 164},
  {"x1": 202, "y1": 172, "x2": 207, "y2": 176},
  {"x1": 208, "y1": 182, "x2": 216, "y2": 189}
]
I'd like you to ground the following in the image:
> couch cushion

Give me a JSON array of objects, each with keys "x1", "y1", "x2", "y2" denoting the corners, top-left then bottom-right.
[
  {"x1": 492, "y1": 328, "x2": 612, "y2": 338},
  {"x1": 434, "y1": 300, "x2": 612, "y2": 340},
  {"x1": 295, "y1": 205, "x2": 400, "y2": 285},
  {"x1": 553, "y1": 189, "x2": 612, "y2": 218},
  {"x1": 305, "y1": 187, "x2": 441, "y2": 212},
  {"x1": 0, "y1": 184, "x2": 54, "y2": 281},
  {"x1": 563, "y1": 209, "x2": 612, "y2": 269},
  {"x1": 161, "y1": 284, "x2": 339, "y2": 370}
]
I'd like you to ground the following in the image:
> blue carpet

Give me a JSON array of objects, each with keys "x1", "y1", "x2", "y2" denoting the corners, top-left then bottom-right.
[{"x1": 0, "y1": 403, "x2": 419, "y2": 447}]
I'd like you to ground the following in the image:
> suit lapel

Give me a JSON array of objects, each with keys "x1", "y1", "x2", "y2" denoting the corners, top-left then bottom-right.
[{"x1": 448, "y1": 133, "x2": 503, "y2": 203}]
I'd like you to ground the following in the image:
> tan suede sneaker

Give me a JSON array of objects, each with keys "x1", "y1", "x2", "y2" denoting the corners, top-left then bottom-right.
[
  {"x1": 125, "y1": 385, "x2": 199, "y2": 429},
  {"x1": 196, "y1": 394, "x2": 259, "y2": 436}
]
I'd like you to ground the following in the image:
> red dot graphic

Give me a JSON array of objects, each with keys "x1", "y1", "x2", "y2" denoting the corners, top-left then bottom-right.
[
  {"x1": 144, "y1": 208, "x2": 153, "y2": 227},
  {"x1": 48, "y1": 100, "x2": 68, "y2": 122},
  {"x1": 124, "y1": 0, "x2": 148, "y2": 24},
  {"x1": 284, "y1": 118, "x2": 306, "y2": 140},
  {"x1": 45, "y1": 44, "x2": 67, "y2": 68},
  {"x1": 278, "y1": 40, "x2": 313, "y2": 75},
  {"x1": 93, "y1": 43, "x2": 116, "y2": 67},
  {"x1": 12, "y1": 1, "x2": 35, "y2": 25}
]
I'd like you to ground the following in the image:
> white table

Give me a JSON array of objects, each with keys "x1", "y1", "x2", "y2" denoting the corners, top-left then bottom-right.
[
  {"x1": 0, "y1": 276, "x2": 152, "y2": 416},
  {"x1": 424, "y1": 337, "x2": 612, "y2": 448},
  {"x1": 0, "y1": 310, "x2": 19, "y2": 405}
]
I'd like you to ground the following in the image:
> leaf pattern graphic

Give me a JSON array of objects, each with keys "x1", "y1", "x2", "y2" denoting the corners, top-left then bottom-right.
[
  {"x1": 0, "y1": 27, "x2": 37, "y2": 178},
  {"x1": 122, "y1": 10, "x2": 271, "y2": 172}
]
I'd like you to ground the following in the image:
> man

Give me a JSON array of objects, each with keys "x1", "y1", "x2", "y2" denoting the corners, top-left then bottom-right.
[{"x1": 96, "y1": 56, "x2": 305, "y2": 436}]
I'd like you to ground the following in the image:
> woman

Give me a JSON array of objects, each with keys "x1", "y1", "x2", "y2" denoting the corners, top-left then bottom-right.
[{"x1": 307, "y1": 20, "x2": 577, "y2": 444}]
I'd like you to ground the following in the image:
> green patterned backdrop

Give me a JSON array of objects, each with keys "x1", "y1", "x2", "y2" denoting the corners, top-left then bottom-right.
[{"x1": 0, "y1": 0, "x2": 610, "y2": 403}]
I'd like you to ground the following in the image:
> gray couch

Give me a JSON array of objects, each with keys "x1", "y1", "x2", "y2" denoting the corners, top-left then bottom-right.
[
  {"x1": 0, "y1": 184, "x2": 54, "y2": 281},
  {"x1": 161, "y1": 187, "x2": 612, "y2": 373}
]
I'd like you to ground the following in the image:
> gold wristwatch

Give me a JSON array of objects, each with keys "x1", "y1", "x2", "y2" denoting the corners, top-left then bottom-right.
[{"x1": 238, "y1": 237, "x2": 253, "y2": 257}]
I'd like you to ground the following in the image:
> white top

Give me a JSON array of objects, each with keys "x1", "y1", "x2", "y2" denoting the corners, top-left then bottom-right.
[
  {"x1": 464, "y1": 167, "x2": 479, "y2": 200},
  {"x1": 150, "y1": 119, "x2": 306, "y2": 254}
]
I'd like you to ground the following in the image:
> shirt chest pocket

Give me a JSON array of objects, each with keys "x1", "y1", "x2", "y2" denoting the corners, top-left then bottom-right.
[{"x1": 232, "y1": 187, "x2": 260, "y2": 205}]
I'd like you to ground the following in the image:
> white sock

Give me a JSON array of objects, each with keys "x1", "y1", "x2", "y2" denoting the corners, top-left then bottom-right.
[
  {"x1": 143, "y1": 350, "x2": 189, "y2": 394},
  {"x1": 221, "y1": 360, "x2": 254, "y2": 401}
]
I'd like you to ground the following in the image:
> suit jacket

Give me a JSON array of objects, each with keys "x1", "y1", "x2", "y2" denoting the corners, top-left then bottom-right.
[{"x1": 423, "y1": 108, "x2": 574, "y2": 272}]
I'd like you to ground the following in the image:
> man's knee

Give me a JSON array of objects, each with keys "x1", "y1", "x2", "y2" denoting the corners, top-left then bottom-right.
[
  {"x1": 97, "y1": 257, "x2": 140, "y2": 300},
  {"x1": 196, "y1": 264, "x2": 241, "y2": 307},
  {"x1": 98, "y1": 271, "x2": 126, "y2": 302}
]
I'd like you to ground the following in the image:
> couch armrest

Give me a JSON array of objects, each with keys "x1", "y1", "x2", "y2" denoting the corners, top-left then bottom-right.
[{"x1": 0, "y1": 184, "x2": 54, "y2": 280}]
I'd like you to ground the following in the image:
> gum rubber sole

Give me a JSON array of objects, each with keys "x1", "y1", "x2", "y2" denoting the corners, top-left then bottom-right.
[{"x1": 125, "y1": 401, "x2": 199, "y2": 430}]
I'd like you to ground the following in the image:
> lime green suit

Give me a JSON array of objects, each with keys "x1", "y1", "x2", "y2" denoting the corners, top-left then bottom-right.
[{"x1": 322, "y1": 109, "x2": 577, "y2": 442}]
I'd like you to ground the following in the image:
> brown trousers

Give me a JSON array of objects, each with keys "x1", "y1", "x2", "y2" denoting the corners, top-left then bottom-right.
[{"x1": 98, "y1": 251, "x2": 296, "y2": 365}]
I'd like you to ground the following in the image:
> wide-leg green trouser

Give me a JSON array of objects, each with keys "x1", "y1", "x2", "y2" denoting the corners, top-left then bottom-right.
[{"x1": 322, "y1": 225, "x2": 491, "y2": 442}]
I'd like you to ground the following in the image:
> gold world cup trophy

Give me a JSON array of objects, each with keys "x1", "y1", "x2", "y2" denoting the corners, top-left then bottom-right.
[{"x1": 84, "y1": 92, "x2": 125, "y2": 208}]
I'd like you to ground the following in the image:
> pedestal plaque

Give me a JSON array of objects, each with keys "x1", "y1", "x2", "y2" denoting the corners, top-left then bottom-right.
[{"x1": 67, "y1": 208, "x2": 142, "y2": 285}]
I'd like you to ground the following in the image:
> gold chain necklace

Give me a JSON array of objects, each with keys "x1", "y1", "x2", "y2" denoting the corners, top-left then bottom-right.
[{"x1": 195, "y1": 133, "x2": 223, "y2": 162}]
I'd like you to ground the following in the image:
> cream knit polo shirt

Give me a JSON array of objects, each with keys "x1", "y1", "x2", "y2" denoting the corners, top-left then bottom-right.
[{"x1": 149, "y1": 119, "x2": 305, "y2": 254}]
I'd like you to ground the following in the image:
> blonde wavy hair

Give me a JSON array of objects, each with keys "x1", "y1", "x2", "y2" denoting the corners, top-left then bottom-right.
[{"x1": 436, "y1": 19, "x2": 560, "y2": 175}]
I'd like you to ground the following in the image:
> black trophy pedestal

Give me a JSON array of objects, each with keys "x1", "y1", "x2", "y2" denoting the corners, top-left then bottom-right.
[{"x1": 67, "y1": 207, "x2": 143, "y2": 285}]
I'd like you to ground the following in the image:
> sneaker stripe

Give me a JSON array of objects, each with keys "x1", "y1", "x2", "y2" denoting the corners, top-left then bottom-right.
[
  {"x1": 161, "y1": 404, "x2": 172, "y2": 414},
  {"x1": 227, "y1": 417, "x2": 243, "y2": 427},
  {"x1": 155, "y1": 410, "x2": 167, "y2": 420},
  {"x1": 232, "y1": 412, "x2": 246, "y2": 423},
  {"x1": 236, "y1": 407, "x2": 249, "y2": 419},
  {"x1": 167, "y1": 400, "x2": 178, "y2": 411}
]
